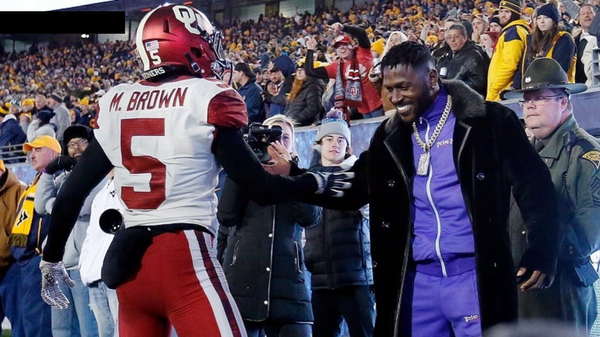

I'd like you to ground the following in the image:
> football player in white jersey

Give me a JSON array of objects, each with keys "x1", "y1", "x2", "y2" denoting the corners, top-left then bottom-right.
[{"x1": 37, "y1": 4, "x2": 352, "y2": 337}]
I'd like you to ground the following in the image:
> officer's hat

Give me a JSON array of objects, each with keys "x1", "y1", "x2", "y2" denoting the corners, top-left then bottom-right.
[{"x1": 503, "y1": 58, "x2": 587, "y2": 100}]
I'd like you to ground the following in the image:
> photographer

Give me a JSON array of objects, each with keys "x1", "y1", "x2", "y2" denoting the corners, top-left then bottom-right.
[{"x1": 218, "y1": 114, "x2": 321, "y2": 336}]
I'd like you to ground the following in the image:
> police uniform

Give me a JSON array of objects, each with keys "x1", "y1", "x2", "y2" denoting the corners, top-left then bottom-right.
[
  {"x1": 504, "y1": 57, "x2": 600, "y2": 335},
  {"x1": 511, "y1": 115, "x2": 600, "y2": 335}
]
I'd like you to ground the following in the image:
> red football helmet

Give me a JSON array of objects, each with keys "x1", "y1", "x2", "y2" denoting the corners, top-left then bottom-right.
[{"x1": 135, "y1": 4, "x2": 232, "y2": 81}]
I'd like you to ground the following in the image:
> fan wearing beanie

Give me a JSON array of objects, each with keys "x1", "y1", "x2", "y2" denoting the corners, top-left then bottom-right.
[
  {"x1": 27, "y1": 108, "x2": 57, "y2": 142},
  {"x1": 486, "y1": 0, "x2": 531, "y2": 100},
  {"x1": 489, "y1": 15, "x2": 502, "y2": 32},
  {"x1": 519, "y1": 1, "x2": 576, "y2": 85},
  {"x1": 306, "y1": 107, "x2": 375, "y2": 336},
  {"x1": 315, "y1": 108, "x2": 352, "y2": 149}
]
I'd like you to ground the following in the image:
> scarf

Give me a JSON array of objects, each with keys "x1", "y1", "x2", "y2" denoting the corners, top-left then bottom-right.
[
  {"x1": 334, "y1": 56, "x2": 363, "y2": 109},
  {"x1": 9, "y1": 173, "x2": 40, "y2": 247}
]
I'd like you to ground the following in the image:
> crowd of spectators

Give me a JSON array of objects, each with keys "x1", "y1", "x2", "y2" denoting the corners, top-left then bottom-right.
[{"x1": 1, "y1": 0, "x2": 599, "y2": 162}]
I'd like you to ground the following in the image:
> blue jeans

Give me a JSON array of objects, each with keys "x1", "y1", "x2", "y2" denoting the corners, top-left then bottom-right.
[
  {"x1": 51, "y1": 269, "x2": 99, "y2": 337},
  {"x1": 0, "y1": 255, "x2": 52, "y2": 337},
  {"x1": 362, "y1": 108, "x2": 383, "y2": 119},
  {"x1": 0, "y1": 262, "x2": 23, "y2": 337},
  {"x1": 88, "y1": 281, "x2": 119, "y2": 337}
]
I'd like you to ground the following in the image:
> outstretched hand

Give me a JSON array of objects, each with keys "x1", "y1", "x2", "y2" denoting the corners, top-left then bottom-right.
[
  {"x1": 39, "y1": 260, "x2": 74, "y2": 309},
  {"x1": 309, "y1": 170, "x2": 355, "y2": 197}
]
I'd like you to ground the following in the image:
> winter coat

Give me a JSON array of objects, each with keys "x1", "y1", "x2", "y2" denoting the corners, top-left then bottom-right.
[
  {"x1": 518, "y1": 31, "x2": 577, "y2": 89},
  {"x1": 236, "y1": 78, "x2": 266, "y2": 124},
  {"x1": 306, "y1": 80, "x2": 561, "y2": 336},
  {"x1": 284, "y1": 77, "x2": 326, "y2": 126},
  {"x1": 0, "y1": 114, "x2": 27, "y2": 149},
  {"x1": 218, "y1": 177, "x2": 321, "y2": 323},
  {"x1": 487, "y1": 19, "x2": 530, "y2": 101},
  {"x1": 510, "y1": 115, "x2": 600, "y2": 330},
  {"x1": 35, "y1": 170, "x2": 105, "y2": 269},
  {"x1": 27, "y1": 119, "x2": 56, "y2": 142},
  {"x1": 0, "y1": 169, "x2": 25, "y2": 270},
  {"x1": 305, "y1": 159, "x2": 373, "y2": 289},
  {"x1": 435, "y1": 40, "x2": 490, "y2": 96},
  {"x1": 49, "y1": 104, "x2": 71, "y2": 142},
  {"x1": 9, "y1": 173, "x2": 52, "y2": 264}
]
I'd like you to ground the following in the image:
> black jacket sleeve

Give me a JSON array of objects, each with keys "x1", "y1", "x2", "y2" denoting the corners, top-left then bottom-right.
[
  {"x1": 43, "y1": 139, "x2": 113, "y2": 262},
  {"x1": 304, "y1": 50, "x2": 330, "y2": 78},
  {"x1": 343, "y1": 24, "x2": 371, "y2": 49}
]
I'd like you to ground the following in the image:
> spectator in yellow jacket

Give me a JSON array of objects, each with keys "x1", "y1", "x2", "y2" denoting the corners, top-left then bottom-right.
[{"x1": 487, "y1": 0, "x2": 531, "y2": 101}]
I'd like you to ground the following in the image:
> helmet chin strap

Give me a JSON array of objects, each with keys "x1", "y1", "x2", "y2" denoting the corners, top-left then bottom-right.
[{"x1": 184, "y1": 52, "x2": 202, "y2": 76}]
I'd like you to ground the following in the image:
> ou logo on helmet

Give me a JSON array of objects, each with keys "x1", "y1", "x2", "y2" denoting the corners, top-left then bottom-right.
[{"x1": 173, "y1": 5, "x2": 214, "y2": 36}]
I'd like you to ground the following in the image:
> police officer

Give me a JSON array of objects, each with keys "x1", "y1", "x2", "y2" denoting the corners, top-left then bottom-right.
[{"x1": 505, "y1": 57, "x2": 600, "y2": 335}]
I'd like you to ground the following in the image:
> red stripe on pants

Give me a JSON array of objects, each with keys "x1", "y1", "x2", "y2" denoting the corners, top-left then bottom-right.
[{"x1": 116, "y1": 229, "x2": 246, "y2": 337}]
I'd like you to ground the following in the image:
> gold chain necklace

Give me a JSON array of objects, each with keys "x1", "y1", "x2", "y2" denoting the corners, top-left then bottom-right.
[{"x1": 412, "y1": 95, "x2": 452, "y2": 176}]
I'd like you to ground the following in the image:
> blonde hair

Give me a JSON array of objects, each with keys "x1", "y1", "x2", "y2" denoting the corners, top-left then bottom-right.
[
  {"x1": 263, "y1": 114, "x2": 298, "y2": 157},
  {"x1": 382, "y1": 31, "x2": 409, "y2": 57}
]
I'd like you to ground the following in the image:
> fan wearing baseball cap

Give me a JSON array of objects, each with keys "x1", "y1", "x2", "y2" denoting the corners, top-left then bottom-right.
[
  {"x1": 506, "y1": 57, "x2": 600, "y2": 336},
  {"x1": 34, "y1": 124, "x2": 103, "y2": 337},
  {"x1": 304, "y1": 22, "x2": 383, "y2": 119},
  {"x1": 0, "y1": 135, "x2": 61, "y2": 337},
  {"x1": 232, "y1": 62, "x2": 266, "y2": 124}
]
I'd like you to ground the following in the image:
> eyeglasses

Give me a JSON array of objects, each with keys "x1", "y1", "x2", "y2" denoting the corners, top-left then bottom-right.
[
  {"x1": 67, "y1": 138, "x2": 89, "y2": 149},
  {"x1": 517, "y1": 95, "x2": 564, "y2": 107}
]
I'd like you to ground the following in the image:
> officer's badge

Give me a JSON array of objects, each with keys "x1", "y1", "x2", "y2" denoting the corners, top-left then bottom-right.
[{"x1": 582, "y1": 150, "x2": 600, "y2": 169}]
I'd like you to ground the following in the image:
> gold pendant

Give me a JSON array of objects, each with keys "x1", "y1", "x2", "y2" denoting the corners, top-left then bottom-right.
[{"x1": 417, "y1": 152, "x2": 430, "y2": 176}]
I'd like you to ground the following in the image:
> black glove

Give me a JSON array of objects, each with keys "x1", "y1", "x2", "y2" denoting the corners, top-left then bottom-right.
[
  {"x1": 308, "y1": 170, "x2": 355, "y2": 197},
  {"x1": 263, "y1": 92, "x2": 273, "y2": 104},
  {"x1": 45, "y1": 155, "x2": 77, "y2": 175}
]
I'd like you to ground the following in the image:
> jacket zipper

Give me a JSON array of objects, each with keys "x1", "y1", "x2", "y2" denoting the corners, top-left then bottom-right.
[
  {"x1": 293, "y1": 241, "x2": 302, "y2": 273},
  {"x1": 420, "y1": 117, "x2": 448, "y2": 277}
]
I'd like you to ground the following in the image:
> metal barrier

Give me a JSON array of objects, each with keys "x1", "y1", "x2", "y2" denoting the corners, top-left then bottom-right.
[{"x1": 0, "y1": 143, "x2": 27, "y2": 166}]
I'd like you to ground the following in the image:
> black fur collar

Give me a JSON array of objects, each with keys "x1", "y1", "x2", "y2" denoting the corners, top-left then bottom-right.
[{"x1": 442, "y1": 79, "x2": 486, "y2": 120}]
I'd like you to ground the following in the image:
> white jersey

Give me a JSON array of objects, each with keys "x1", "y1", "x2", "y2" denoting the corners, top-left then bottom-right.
[{"x1": 94, "y1": 76, "x2": 247, "y2": 235}]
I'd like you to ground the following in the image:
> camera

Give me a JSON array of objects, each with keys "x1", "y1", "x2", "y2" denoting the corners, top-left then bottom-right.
[{"x1": 242, "y1": 122, "x2": 283, "y2": 164}]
